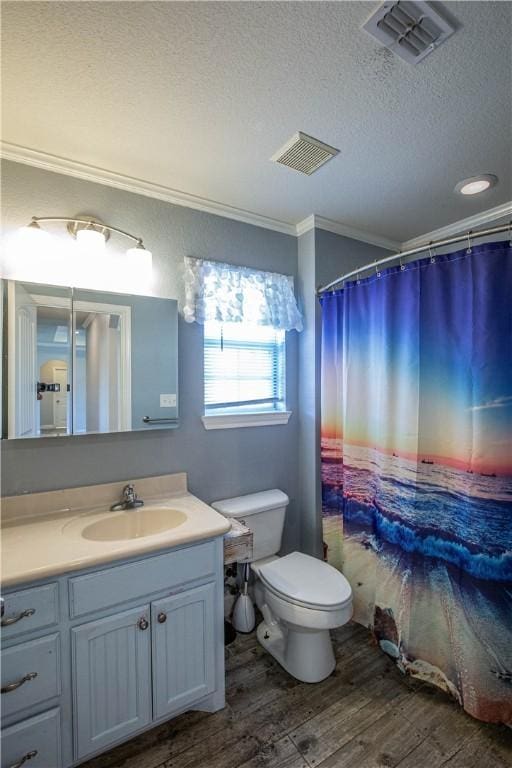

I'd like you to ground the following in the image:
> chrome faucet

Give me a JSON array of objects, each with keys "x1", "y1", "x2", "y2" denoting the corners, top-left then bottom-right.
[{"x1": 110, "y1": 484, "x2": 144, "y2": 511}]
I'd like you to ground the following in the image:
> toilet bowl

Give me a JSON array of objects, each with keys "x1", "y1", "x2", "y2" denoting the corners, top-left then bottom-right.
[
  {"x1": 252, "y1": 552, "x2": 353, "y2": 682},
  {"x1": 212, "y1": 490, "x2": 353, "y2": 683}
]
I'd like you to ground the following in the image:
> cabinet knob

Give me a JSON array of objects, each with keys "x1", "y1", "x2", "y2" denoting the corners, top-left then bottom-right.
[
  {"x1": 157, "y1": 612, "x2": 167, "y2": 624},
  {"x1": 138, "y1": 617, "x2": 149, "y2": 631}
]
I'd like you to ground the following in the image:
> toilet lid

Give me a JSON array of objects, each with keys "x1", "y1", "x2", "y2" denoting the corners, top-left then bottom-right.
[{"x1": 258, "y1": 552, "x2": 352, "y2": 610}]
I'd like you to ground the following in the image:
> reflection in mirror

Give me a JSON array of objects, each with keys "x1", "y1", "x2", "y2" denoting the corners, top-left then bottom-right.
[
  {"x1": 73, "y1": 301, "x2": 131, "y2": 434},
  {"x1": 71, "y1": 288, "x2": 178, "y2": 434},
  {"x1": 4, "y1": 281, "x2": 72, "y2": 438}
]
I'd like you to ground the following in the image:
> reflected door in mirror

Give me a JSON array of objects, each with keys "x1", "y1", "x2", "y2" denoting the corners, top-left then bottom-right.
[
  {"x1": 73, "y1": 302, "x2": 131, "y2": 434},
  {"x1": 7, "y1": 281, "x2": 72, "y2": 438}
]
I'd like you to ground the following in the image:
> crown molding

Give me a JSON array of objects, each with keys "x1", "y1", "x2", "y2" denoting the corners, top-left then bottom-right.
[
  {"x1": 295, "y1": 214, "x2": 316, "y2": 237},
  {"x1": 4, "y1": 142, "x2": 507, "y2": 252},
  {"x1": 402, "y1": 201, "x2": 512, "y2": 249},
  {"x1": 296, "y1": 214, "x2": 400, "y2": 251},
  {"x1": 0, "y1": 142, "x2": 403, "y2": 249},
  {"x1": 0, "y1": 142, "x2": 297, "y2": 236}
]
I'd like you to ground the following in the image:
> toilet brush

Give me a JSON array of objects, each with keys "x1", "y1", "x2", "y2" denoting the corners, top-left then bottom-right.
[{"x1": 232, "y1": 563, "x2": 255, "y2": 633}]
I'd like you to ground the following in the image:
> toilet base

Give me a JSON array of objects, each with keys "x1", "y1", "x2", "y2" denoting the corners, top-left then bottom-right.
[{"x1": 256, "y1": 619, "x2": 336, "y2": 683}]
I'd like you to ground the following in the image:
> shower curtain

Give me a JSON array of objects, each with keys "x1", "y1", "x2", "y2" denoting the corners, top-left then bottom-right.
[{"x1": 320, "y1": 240, "x2": 512, "y2": 724}]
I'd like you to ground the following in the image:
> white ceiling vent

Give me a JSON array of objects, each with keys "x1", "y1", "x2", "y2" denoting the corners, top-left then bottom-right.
[
  {"x1": 363, "y1": 1, "x2": 455, "y2": 65},
  {"x1": 271, "y1": 132, "x2": 339, "y2": 176}
]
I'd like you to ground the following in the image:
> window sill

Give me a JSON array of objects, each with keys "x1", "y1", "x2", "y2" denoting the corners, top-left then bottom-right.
[{"x1": 201, "y1": 411, "x2": 292, "y2": 430}]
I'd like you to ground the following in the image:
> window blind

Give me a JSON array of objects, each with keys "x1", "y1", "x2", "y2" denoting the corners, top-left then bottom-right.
[{"x1": 204, "y1": 321, "x2": 285, "y2": 415}]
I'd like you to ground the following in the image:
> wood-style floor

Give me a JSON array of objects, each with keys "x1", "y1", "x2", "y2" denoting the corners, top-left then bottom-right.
[{"x1": 81, "y1": 622, "x2": 512, "y2": 768}]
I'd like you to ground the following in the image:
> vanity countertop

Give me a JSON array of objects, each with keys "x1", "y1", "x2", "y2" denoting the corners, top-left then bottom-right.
[{"x1": 1, "y1": 474, "x2": 231, "y2": 588}]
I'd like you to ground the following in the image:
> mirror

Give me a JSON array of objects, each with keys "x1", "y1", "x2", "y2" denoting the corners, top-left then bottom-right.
[{"x1": 2, "y1": 281, "x2": 179, "y2": 438}]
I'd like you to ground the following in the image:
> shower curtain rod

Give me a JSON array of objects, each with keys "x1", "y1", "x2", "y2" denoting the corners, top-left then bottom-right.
[{"x1": 317, "y1": 221, "x2": 511, "y2": 294}]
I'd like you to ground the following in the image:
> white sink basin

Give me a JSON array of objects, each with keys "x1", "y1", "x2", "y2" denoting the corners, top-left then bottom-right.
[{"x1": 80, "y1": 507, "x2": 188, "y2": 542}]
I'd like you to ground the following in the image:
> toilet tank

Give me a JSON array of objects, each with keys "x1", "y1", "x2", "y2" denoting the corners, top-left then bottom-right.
[{"x1": 212, "y1": 489, "x2": 289, "y2": 561}]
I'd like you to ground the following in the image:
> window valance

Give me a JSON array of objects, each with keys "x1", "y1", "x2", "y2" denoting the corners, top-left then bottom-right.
[{"x1": 183, "y1": 257, "x2": 303, "y2": 332}]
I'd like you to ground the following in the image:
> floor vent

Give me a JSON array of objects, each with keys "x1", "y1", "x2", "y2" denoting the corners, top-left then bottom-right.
[
  {"x1": 363, "y1": 1, "x2": 455, "y2": 65},
  {"x1": 271, "y1": 132, "x2": 339, "y2": 176}
]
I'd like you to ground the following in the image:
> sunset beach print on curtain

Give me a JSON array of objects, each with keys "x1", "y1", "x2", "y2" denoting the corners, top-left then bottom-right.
[{"x1": 320, "y1": 241, "x2": 512, "y2": 724}]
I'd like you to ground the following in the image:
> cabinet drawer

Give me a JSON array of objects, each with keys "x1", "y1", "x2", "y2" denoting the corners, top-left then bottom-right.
[
  {"x1": 1, "y1": 583, "x2": 58, "y2": 640},
  {"x1": 1, "y1": 708, "x2": 61, "y2": 768},
  {"x1": 69, "y1": 540, "x2": 216, "y2": 617},
  {"x1": 1, "y1": 634, "x2": 60, "y2": 720}
]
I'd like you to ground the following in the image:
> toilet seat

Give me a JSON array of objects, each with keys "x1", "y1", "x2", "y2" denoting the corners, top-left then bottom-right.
[{"x1": 257, "y1": 551, "x2": 352, "y2": 612}]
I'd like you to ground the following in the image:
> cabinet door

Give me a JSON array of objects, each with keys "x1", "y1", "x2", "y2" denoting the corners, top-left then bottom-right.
[
  {"x1": 152, "y1": 583, "x2": 216, "y2": 719},
  {"x1": 72, "y1": 604, "x2": 151, "y2": 760}
]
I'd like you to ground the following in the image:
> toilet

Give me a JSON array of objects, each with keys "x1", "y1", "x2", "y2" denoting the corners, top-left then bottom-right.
[{"x1": 212, "y1": 489, "x2": 353, "y2": 683}]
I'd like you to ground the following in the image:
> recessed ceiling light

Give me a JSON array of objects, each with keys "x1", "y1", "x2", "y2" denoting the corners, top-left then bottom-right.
[{"x1": 455, "y1": 174, "x2": 498, "y2": 196}]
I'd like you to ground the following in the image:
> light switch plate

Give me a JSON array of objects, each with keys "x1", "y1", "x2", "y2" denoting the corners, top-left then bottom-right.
[{"x1": 160, "y1": 394, "x2": 177, "y2": 408}]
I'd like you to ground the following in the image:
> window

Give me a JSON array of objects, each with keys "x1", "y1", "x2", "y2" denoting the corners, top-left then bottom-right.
[
  {"x1": 185, "y1": 256, "x2": 301, "y2": 429},
  {"x1": 203, "y1": 320, "x2": 289, "y2": 427}
]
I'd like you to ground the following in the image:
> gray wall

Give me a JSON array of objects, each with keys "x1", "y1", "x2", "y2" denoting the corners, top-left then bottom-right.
[
  {"x1": 297, "y1": 227, "x2": 391, "y2": 557},
  {"x1": 1, "y1": 161, "x2": 300, "y2": 551},
  {"x1": 297, "y1": 229, "x2": 322, "y2": 558},
  {"x1": 315, "y1": 229, "x2": 391, "y2": 289},
  {"x1": 1, "y1": 160, "x2": 394, "y2": 557}
]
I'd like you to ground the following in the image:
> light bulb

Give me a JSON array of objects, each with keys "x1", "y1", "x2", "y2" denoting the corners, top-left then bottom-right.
[
  {"x1": 125, "y1": 244, "x2": 153, "y2": 289},
  {"x1": 76, "y1": 228, "x2": 106, "y2": 251},
  {"x1": 3, "y1": 221, "x2": 54, "y2": 282},
  {"x1": 455, "y1": 174, "x2": 498, "y2": 196},
  {"x1": 74, "y1": 228, "x2": 109, "y2": 288},
  {"x1": 460, "y1": 180, "x2": 490, "y2": 195},
  {"x1": 18, "y1": 220, "x2": 52, "y2": 245}
]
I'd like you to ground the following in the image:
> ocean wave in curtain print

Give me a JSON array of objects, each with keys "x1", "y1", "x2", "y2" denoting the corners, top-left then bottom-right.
[{"x1": 320, "y1": 240, "x2": 512, "y2": 724}]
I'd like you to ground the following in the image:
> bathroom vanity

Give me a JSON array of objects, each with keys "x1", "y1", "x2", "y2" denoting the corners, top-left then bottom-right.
[{"x1": 0, "y1": 474, "x2": 230, "y2": 768}]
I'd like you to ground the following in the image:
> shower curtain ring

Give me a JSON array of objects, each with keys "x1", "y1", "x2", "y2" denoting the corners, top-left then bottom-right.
[
  {"x1": 508, "y1": 220, "x2": 512, "y2": 247},
  {"x1": 466, "y1": 231, "x2": 472, "y2": 255},
  {"x1": 399, "y1": 253, "x2": 405, "y2": 271},
  {"x1": 375, "y1": 261, "x2": 381, "y2": 278},
  {"x1": 429, "y1": 243, "x2": 436, "y2": 263}
]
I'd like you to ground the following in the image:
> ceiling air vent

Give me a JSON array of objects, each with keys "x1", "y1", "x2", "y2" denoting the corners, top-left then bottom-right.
[
  {"x1": 363, "y1": 1, "x2": 455, "y2": 65},
  {"x1": 271, "y1": 132, "x2": 339, "y2": 176}
]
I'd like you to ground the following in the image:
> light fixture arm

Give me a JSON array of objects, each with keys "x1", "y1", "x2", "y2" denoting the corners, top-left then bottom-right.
[{"x1": 30, "y1": 216, "x2": 145, "y2": 247}]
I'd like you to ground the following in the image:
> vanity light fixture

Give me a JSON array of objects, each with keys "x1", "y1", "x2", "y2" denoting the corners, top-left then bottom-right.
[
  {"x1": 11, "y1": 215, "x2": 153, "y2": 290},
  {"x1": 454, "y1": 174, "x2": 498, "y2": 196},
  {"x1": 26, "y1": 215, "x2": 153, "y2": 263}
]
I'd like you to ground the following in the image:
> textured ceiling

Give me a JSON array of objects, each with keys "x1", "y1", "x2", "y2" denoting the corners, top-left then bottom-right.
[{"x1": 1, "y1": 1, "x2": 511, "y2": 242}]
